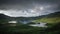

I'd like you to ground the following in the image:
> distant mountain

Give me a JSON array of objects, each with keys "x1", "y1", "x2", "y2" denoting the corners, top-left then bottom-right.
[
  {"x1": 0, "y1": 14, "x2": 40, "y2": 24},
  {"x1": 33, "y1": 11, "x2": 60, "y2": 24},
  {"x1": 0, "y1": 14, "x2": 10, "y2": 18},
  {"x1": 1, "y1": 11, "x2": 60, "y2": 24}
]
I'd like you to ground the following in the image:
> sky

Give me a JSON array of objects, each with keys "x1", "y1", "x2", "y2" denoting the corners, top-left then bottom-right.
[{"x1": 0, "y1": 0, "x2": 60, "y2": 17}]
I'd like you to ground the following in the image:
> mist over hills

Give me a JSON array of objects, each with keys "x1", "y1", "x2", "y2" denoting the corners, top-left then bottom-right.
[
  {"x1": 0, "y1": 13, "x2": 38, "y2": 24},
  {"x1": 0, "y1": 11, "x2": 60, "y2": 24}
]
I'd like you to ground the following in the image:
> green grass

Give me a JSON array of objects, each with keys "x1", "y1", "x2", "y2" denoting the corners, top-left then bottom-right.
[
  {"x1": 33, "y1": 17, "x2": 60, "y2": 24},
  {"x1": 0, "y1": 24, "x2": 47, "y2": 34},
  {"x1": 0, "y1": 23, "x2": 60, "y2": 34}
]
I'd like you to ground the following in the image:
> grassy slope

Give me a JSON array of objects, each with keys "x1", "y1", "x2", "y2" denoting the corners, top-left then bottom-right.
[
  {"x1": 34, "y1": 17, "x2": 60, "y2": 23},
  {"x1": 33, "y1": 12, "x2": 60, "y2": 24}
]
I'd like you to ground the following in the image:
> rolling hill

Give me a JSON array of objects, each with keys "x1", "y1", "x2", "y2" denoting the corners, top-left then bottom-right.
[
  {"x1": 0, "y1": 14, "x2": 10, "y2": 24},
  {"x1": 0, "y1": 11, "x2": 60, "y2": 24},
  {"x1": 33, "y1": 11, "x2": 60, "y2": 24}
]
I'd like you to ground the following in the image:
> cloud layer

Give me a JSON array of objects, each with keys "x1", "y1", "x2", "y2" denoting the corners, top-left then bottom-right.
[
  {"x1": 0, "y1": 0, "x2": 59, "y2": 17},
  {"x1": 0, "y1": 4, "x2": 58, "y2": 17}
]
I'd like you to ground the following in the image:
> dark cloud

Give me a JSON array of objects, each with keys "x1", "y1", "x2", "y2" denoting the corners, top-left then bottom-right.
[
  {"x1": 0, "y1": 0, "x2": 60, "y2": 17},
  {"x1": 0, "y1": 0, "x2": 60, "y2": 10}
]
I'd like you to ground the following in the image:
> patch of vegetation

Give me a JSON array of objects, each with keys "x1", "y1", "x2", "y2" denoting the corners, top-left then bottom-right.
[
  {"x1": 34, "y1": 17, "x2": 60, "y2": 23},
  {"x1": 0, "y1": 22, "x2": 60, "y2": 34}
]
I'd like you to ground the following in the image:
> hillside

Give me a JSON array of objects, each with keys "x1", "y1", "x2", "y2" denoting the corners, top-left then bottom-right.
[
  {"x1": 0, "y1": 14, "x2": 10, "y2": 24},
  {"x1": 33, "y1": 12, "x2": 60, "y2": 24},
  {"x1": 0, "y1": 14, "x2": 41, "y2": 24},
  {"x1": 1, "y1": 11, "x2": 60, "y2": 24}
]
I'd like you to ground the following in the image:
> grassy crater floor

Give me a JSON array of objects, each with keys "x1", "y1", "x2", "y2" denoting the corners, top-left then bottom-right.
[{"x1": 0, "y1": 24, "x2": 60, "y2": 34}]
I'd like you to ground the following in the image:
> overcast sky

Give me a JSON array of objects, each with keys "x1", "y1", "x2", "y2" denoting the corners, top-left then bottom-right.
[{"x1": 0, "y1": 0, "x2": 60, "y2": 17}]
